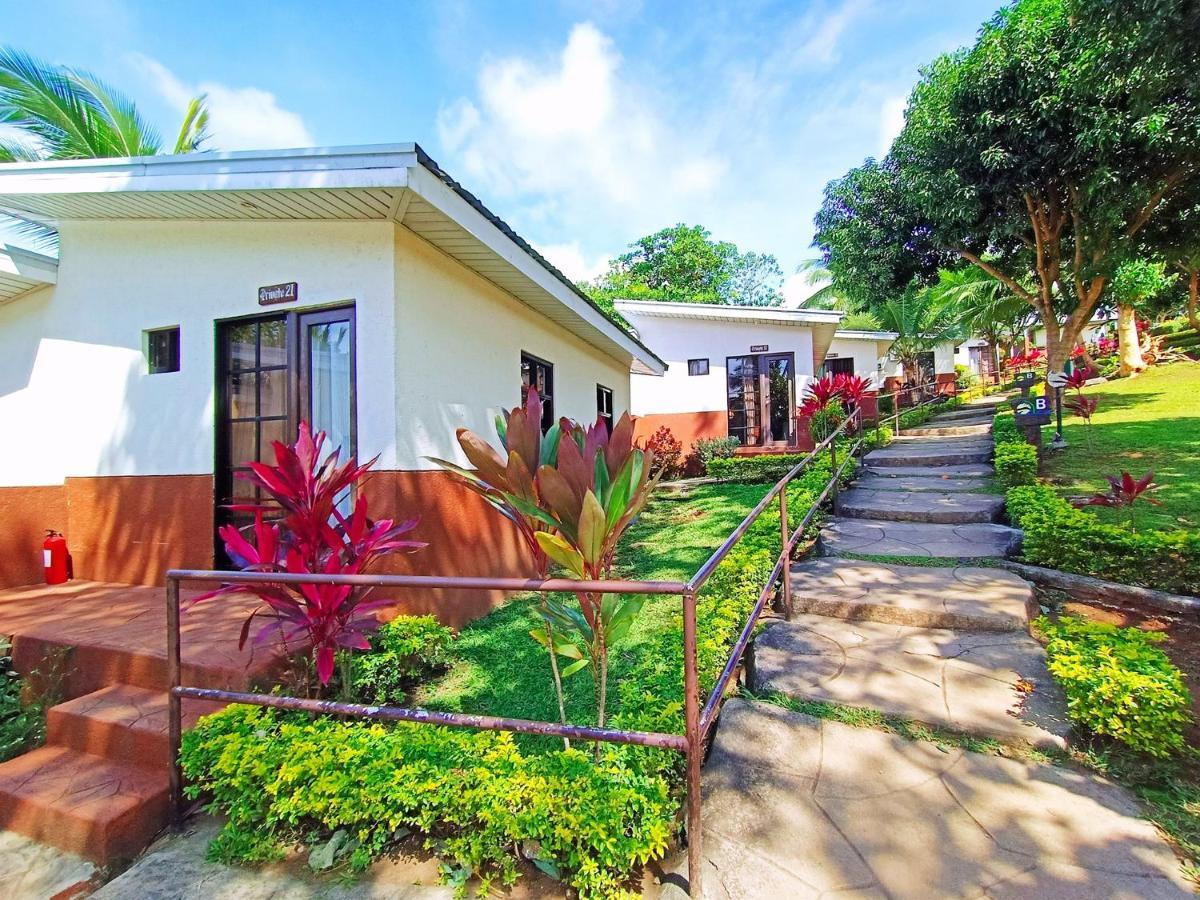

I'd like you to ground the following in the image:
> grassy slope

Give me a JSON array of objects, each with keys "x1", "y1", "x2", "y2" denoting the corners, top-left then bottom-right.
[
  {"x1": 413, "y1": 482, "x2": 769, "y2": 745},
  {"x1": 1044, "y1": 362, "x2": 1200, "y2": 530}
]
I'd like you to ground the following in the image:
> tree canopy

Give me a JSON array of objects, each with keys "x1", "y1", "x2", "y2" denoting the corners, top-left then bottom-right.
[
  {"x1": 585, "y1": 224, "x2": 784, "y2": 308},
  {"x1": 814, "y1": 0, "x2": 1200, "y2": 369}
]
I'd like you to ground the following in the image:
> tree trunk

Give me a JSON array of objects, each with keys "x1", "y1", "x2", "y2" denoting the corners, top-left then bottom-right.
[
  {"x1": 1043, "y1": 326, "x2": 1069, "y2": 374},
  {"x1": 1189, "y1": 269, "x2": 1199, "y2": 332},
  {"x1": 1117, "y1": 304, "x2": 1146, "y2": 376}
]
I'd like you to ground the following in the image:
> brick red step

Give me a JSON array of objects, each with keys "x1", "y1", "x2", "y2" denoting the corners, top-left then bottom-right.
[
  {"x1": 0, "y1": 746, "x2": 167, "y2": 866},
  {"x1": 46, "y1": 685, "x2": 225, "y2": 769}
]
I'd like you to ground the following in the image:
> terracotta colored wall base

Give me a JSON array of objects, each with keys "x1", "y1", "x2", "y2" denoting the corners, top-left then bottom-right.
[
  {"x1": 632, "y1": 410, "x2": 728, "y2": 454},
  {"x1": 0, "y1": 485, "x2": 67, "y2": 587},
  {"x1": 936, "y1": 372, "x2": 958, "y2": 395}
]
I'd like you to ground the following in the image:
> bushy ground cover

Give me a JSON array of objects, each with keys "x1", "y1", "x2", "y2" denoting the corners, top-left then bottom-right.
[{"x1": 1043, "y1": 362, "x2": 1200, "y2": 530}]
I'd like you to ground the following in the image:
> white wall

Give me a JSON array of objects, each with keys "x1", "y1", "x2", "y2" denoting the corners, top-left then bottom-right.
[
  {"x1": 624, "y1": 314, "x2": 816, "y2": 416},
  {"x1": 0, "y1": 219, "x2": 631, "y2": 485},
  {"x1": 392, "y1": 227, "x2": 629, "y2": 470},
  {"x1": 823, "y1": 337, "x2": 890, "y2": 386}
]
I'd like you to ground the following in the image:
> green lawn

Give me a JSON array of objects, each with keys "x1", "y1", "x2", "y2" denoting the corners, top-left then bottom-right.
[
  {"x1": 1044, "y1": 362, "x2": 1200, "y2": 530},
  {"x1": 413, "y1": 482, "x2": 770, "y2": 745}
]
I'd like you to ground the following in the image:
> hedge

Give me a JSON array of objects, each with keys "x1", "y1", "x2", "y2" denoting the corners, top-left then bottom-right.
[
  {"x1": 991, "y1": 411, "x2": 1022, "y2": 445},
  {"x1": 994, "y1": 443, "x2": 1038, "y2": 487},
  {"x1": 1035, "y1": 615, "x2": 1191, "y2": 757},
  {"x1": 1006, "y1": 485, "x2": 1200, "y2": 596},
  {"x1": 182, "y1": 534, "x2": 782, "y2": 897},
  {"x1": 707, "y1": 445, "x2": 857, "y2": 486}
]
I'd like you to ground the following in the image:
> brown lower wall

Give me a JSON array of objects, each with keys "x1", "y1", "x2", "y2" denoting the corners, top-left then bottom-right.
[
  {"x1": 632, "y1": 410, "x2": 728, "y2": 453},
  {"x1": 0, "y1": 470, "x2": 532, "y2": 628},
  {"x1": 0, "y1": 485, "x2": 68, "y2": 587}
]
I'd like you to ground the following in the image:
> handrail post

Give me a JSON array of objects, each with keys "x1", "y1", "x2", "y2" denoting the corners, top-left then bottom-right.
[
  {"x1": 779, "y1": 478, "x2": 792, "y2": 620},
  {"x1": 682, "y1": 588, "x2": 703, "y2": 897},
  {"x1": 893, "y1": 389, "x2": 901, "y2": 436},
  {"x1": 166, "y1": 576, "x2": 183, "y2": 828},
  {"x1": 830, "y1": 433, "x2": 840, "y2": 511}
]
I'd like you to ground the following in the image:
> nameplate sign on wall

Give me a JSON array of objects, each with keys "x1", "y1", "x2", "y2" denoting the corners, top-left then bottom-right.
[
  {"x1": 750, "y1": 344, "x2": 769, "y2": 352},
  {"x1": 258, "y1": 282, "x2": 298, "y2": 306}
]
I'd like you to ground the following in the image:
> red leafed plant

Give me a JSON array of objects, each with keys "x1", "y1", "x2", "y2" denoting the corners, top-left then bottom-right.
[
  {"x1": 643, "y1": 425, "x2": 683, "y2": 480},
  {"x1": 194, "y1": 422, "x2": 425, "y2": 690},
  {"x1": 1073, "y1": 471, "x2": 1162, "y2": 529},
  {"x1": 800, "y1": 372, "x2": 867, "y2": 440},
  {"x1": 1064, "y1": 367, "x2": 1096, "y2": 391}
]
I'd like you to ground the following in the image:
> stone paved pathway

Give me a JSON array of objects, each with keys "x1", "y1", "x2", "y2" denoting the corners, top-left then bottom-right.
[{"x1": 656, "y1": 396, "x2": 1192, "y2": 897}]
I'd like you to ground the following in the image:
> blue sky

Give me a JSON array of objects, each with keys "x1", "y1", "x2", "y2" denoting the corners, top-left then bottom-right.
[{"x1": 3, "y1": 0, "x2": 999, "y2": 299}]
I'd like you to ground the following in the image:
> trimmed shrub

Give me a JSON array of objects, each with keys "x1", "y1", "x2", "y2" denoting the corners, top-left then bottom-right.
[
  {"x1": 1034, "y1": 615, "x2": 1191, "y2": 757},
  {"x1": 644, "y1": 426, "x2": 683, "y2": 480},
  {"x1": 994, "y1": 442, "x2": 1038, "y2": 487},
  {"x1": 707, "y1": 447, "x2": 857, "y2": 486},
  {"x1": 992, "y1": 411, "x2": 1022, "y2": 445},
  {"x1": 351, "y1": 615, "x2": 455, "y2": 706},
  {"x1": 1006, "y1": 485, "x2": 1200, "y2": 595},
  {"x1": 692, "y1": 436, "x2": 740, "y2": 474}
]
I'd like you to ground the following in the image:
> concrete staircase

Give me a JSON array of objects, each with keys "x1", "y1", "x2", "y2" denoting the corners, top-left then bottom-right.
[{"x1": 0, "y1": 583, "x2": 263, "y2": 867}]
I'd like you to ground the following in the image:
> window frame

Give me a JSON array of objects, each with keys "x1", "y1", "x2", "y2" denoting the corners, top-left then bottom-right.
[
  {"x1": 145, "y1": 326, "x2": 181, "y2": 374},
  {"x1": 520, "y1": 351, "x2": 555, "y2": 432},
  {"x1": 596, "y1": 383, "x2": 614, "y2": 431},
  {"x1": 687, "y1": 357, "x2": 710, "y2": 376}
]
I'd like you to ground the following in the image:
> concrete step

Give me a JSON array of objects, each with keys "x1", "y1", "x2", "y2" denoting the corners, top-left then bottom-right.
[
  {"x1": 46, "y1": 684, "x2": 224, "y2": 770},
  {"x1": 892, "y1": 434, "x2": 993, "y2": 447},
  {"x1": 750, "y1": 616, "x2": 1070, "y2": 749},
  {"x1": 789, "y1": 558, "x2": 1034, "y2": 631},
  {"x1": 0, "y1": 745, "x2": 168, "y2": 866},
  {"x1": 837, "y1": 488, "x2": 1003, "y2": 524},
  {"x1": 820, "y1": 517, "x2": 1023, "y2": 559},
  {"x1": 654, "y1": 700, "x2": 1189, "y2": 899},
  {"x1": 864, "y1": 442, "x2": 993, "y2": 468},
  {"x1": 902, "y1": 422, "x2": 993, "y2": 438},
  {"x1": 929, "y1": 406, "x2": 1001, "y2": 423},
  {"x1": 853, "y1": 474, "x2": 988, "y2": 493},
  {"x1": 864, "y1": 463, "x2": 993, "y2": 478}
]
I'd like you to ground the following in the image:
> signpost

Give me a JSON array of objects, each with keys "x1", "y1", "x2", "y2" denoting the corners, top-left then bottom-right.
[
  {"x1": 1046, "y1": 370, "x2": 1069, "y2": 448},
  {"x1": 1007, "y1": 371, "x2": 1051, "y2": 447}
]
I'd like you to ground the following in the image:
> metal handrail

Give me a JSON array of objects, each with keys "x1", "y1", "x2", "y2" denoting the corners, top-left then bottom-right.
[{"x1": 163, "y1": 404, "x2": 874, "y2": 897}]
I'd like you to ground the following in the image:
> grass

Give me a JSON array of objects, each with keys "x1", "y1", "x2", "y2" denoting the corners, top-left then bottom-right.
[
  {"x1": 413, "y1": 482, "x2": 771, "y2": 748},
  {"x1": 749, "y1": 690, "x2": 1200, "y2": 870},
  {"x1": 835, "y1": 552, "x2": 1005, "y2": 568},
  {"x1": 1044, "y1": 362, "x2": 1200, "y2": 530}
]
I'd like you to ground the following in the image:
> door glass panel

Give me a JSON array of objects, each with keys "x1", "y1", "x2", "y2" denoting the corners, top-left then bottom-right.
[
  {"x1": 230, "y1": 420, "x2": 256, "y2": 469},
  {"x1": 229, "y1": 371, "x2": 257, "y2": 419},
  {"x1": 727, "y1": 355, "x2": 761, "y2": 446},
  {"x1": 308, "y1": 320, "x2": 353, "y2": 460},
  {"x1": 259, "y1": 419, "x2": 287, "y2": 462},
  {"x1": 228, "y1": 323, "x2": 258, "y2": 370},
  {"x1": 767, "y1": 357, "x2": 793, "y2": 443},
  {"x1": 258, "y1": 368, "x2": 287, "y2": 417}
]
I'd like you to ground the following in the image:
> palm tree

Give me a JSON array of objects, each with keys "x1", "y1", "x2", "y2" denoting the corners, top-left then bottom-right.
[
  {"x1": 927, "y1": 266, "x2": 1037, "y2": 377},
  {"x1": 874, "y1": 286, "x2": 964, "y2": 385},
  {"x1": 0, "y1": 48, "x2": 210, "y2": 243}
]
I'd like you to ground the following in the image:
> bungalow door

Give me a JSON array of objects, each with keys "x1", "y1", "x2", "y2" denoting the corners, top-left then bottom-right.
[{"x1": 214, "y1": 306, "x2": 356, "y2": 565}]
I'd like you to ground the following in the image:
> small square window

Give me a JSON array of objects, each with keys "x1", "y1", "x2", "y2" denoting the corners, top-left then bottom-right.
[
  {"x1": 146, "y1": 327, "x2": 180, "y2": 374},
  {"x1": 687, "y1": 358, "x2": 709, "y2": 376}
]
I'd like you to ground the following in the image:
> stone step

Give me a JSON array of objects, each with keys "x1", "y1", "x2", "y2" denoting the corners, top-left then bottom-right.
[
  {"x1": 891, "y1": 433, "x2": 993, "y2": 446},
  {"x1": 750, "y1": 615, "x2": 1070, "y2": 749},
  {"x1": 864, "y1": 442, "x2": 993, "y2": 468},
  {"x1": 789, "y1": 558, "x2": 1034, "y2": 631},
  {"x1": 654, "y1": 700, "x2": 1190, "y2": 899},
  {"x1": 901, "y1": 422, "x2": 993, "y2": 438},
  {"x1": 836, "y1": 488, "x2": 1003, "y2": 524},
  {"x1": 853, "y1": 474, "x2": 988, "y2": 492},
  {"x1": 0, "y1": 745, "x2": 168, "y2": 866},
  {"x1": 820, "y1": 517, "x2": 1022, "y2": 559},
  {"x1": 864, "y1": 463, "x2": 994, "y2": 478},
  {"x1": 46, "y1": 685, "x2": 224, "y2": 770},
  {"x1": 929, "y1": 406, "x2": 1001, "y2": 422}
]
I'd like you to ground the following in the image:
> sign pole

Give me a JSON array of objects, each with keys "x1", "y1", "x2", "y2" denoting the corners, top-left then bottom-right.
[{"x1": 1046, "y1": 370, "x2": 1069, "y2": 449}]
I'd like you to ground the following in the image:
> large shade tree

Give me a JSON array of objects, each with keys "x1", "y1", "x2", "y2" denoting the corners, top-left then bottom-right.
[
  {"x1": 585, "y1": 223, "x2": 784, "y2": 308},
  {"x1": 815, "y1": 0, "x2": 1200, "y2": 372}
]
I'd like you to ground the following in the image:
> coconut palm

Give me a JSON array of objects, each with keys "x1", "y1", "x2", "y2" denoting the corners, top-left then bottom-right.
[
  {"x1": 874, "y1": 285, "x2": 964, "y2": 385},
  {"x1": 0, "y1": 48, "x2": 210, "y2": 243},
  {"x1": 928, "y1": 266, "x2": 1037, "y2": 375}
]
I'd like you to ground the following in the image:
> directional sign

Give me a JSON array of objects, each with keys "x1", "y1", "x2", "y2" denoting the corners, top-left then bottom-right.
[{"x1": 1047, "y1": 371, "x2": 1069, "y2": 389}]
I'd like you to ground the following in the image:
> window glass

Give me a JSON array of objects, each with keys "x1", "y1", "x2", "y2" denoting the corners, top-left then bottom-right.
[
  {"x1": 823, "y1": 357, "x2": 855, "y2": 377},
  {"x1": 520, "y1": 353, "x2": 555, "y2": 432},
  {"x1": 687, "y1": 358, "x2": 709, "y2": 376},
  {"x1": 596, "y1": 384, "x2": 614, "y2": 431},
  {"x1": 146, "y1": 327, "x2": 180, "y2": 374}
]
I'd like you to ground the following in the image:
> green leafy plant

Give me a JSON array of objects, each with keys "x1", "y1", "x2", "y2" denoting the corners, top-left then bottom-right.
[
  {"x1": 707, "y1": 447, "x2": 856, "y2": 486},
  {"x1": 994, "y1": 442, "x2": 1038, "y2": 487},
  {"x1": 0, "y1": 638, "x2": 41, "y2": 762},
  {"x1": 1006, "y1": 485, "x2": 1200, "y2": 595},
  {"x1": 991, "y1": 410, "x2": 1022, "y2": 445},
  {"x1": 351, "y1": 615, "x2": 455, "y2": 706},
  {"x1": 1035, "y1": 615, "x2": 1191, "y2": 757},
  {"x1": 692, "y1": 436, "x2": 740, "y2": 474}
]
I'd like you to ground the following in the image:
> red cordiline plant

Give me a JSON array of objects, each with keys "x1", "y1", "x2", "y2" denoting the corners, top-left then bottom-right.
[
  {"x1": 194, "y1": 423, "x2": 425, "y2": 690},
  {"x1": 800, "y1": 372, "x2": 870, "y2": 440},
  {"x1": 1073, "y1": 471, "x2": 1162, "y2": 530}
]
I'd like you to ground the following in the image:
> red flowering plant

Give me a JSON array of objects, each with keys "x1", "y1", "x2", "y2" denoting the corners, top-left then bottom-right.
[
  {"x1": 800, "y1": 372, "x2": 868, "y2": 440},
  {"x1": 194, "y1": 423, "x2": 425, "y2": 693},
  {"x1": 1073, "y1": 471, "x2": 1162, "y2": 530}
]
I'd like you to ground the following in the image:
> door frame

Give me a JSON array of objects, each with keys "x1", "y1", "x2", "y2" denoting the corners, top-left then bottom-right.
[
  {"x1": 213, "y1": 301, "x2": 357, "y2": 562},
  {"x1": 725, "y1": 350, "x2": 797, "y2": 447}
]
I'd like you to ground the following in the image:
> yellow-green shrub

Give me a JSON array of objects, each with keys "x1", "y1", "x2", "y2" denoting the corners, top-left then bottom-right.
[
  {"x1": 994, "y1": 442, "x2": 1038, "y2": 487},
  {"x1": 1035, "y1": 615, "x2": 1191, "y2": 757}
]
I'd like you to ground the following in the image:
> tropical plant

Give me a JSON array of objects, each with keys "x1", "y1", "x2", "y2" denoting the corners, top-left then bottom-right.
[
  {"x1": 194, "y1": 423, "x2": 425, "y2": 691},
  {"x1": 873, "y1": 286, "x2": 963, "y2": 384},
  {"x1": 644, "y1": 426, "x2": 683, "y2": 480},
  {"x1": 929, "y1": 266, "x2": 1037, "y2": 375},
  {"x1": 692, "y1": 436, "x2": 740, "y2": 474},
  {"x1": 1073, "y1": 471, "x2": 1162, "y2": 529},
  {"x1": 0, "y1": 47, "x2": 211, "y2": 245},
  {"x1": 1109, "y1": 260, "x2": 1178, "y2": 376},
  {"x1": 814, "y1": 0, "x2": 1200, "y2": 371},
  {"x1": 799, "y1": 373, "x2": 869, "y2": 441}
]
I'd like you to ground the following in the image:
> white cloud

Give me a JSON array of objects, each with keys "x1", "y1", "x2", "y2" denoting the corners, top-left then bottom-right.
[
  {"x1": 129, "y1": 54, "x2": 313, "y2": 151},
  {"x1": 797, "y1": 0, "x2": 872, "y2": 64},
  {"x1": 878, "y1": 96, "x2": 907, "y2": 156},
  {"x1": 533, "y1": 241, "x2": 610, "y2": 283},
  {"x1": 437, "y1": 23, "x2": 727, "y2": 239}
]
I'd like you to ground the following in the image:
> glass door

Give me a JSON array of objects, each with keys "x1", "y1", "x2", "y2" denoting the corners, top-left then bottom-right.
[
  {"x1": 726, "y1": 355, "x2": 761, "y2": 446},
  {"x1": 215, "y1": 306, "x2": 356, "y2": 564},
  {"x1": 765, "y1": 354, "x2": 794, "y2": 443}
]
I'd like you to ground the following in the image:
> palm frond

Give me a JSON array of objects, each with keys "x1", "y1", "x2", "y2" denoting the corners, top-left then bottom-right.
[
  {"x1": 0, "y1": 47, "x2": 107, "y2": 158},
  {"x1": 68, "y1": 71, "x2": 162, "y2": 156},
  {"x1": 172, "y1": 94, "x2": 210, "y2": 154}
]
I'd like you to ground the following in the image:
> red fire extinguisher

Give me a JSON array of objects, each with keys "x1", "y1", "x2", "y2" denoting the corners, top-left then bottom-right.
[{"x1": 43, "y1": 530, "x2": 70, "y2": 585}]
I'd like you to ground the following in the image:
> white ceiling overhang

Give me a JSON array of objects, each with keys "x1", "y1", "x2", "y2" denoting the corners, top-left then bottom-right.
[
  {"x1": 0, "y1": 245, "x2": 57, "y2": 303},
  {"x1": 0, "y1": 144, "x2": 665, "y2": 375}
]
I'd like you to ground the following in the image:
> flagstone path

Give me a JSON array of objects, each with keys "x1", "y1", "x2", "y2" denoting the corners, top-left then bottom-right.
[{"x1": 657, "y1": 396, "x2": 1193, "y2": 898}]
